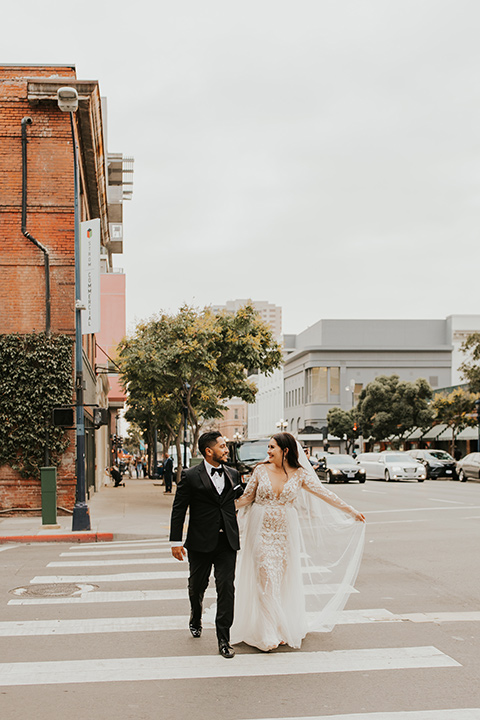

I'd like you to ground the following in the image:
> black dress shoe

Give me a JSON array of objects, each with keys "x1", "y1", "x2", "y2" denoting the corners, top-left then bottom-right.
[
  {"x1": 218, "y1": 641, "x2": 235, "y2": 659},
  {"x1": 189, "y1": 624, "x2": 202, "y2": 638}
]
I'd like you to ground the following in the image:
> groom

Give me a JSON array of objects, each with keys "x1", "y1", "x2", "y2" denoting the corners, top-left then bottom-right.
[{"x1": 170, "y1": 431, "x2": 242, "y2": 659}]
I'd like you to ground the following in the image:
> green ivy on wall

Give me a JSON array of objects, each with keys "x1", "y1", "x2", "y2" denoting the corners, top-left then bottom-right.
[{"x1": 0, "y1": 333, "x2": 74, "y2": 478}]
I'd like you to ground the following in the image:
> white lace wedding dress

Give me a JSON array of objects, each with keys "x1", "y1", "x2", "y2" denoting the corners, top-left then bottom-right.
[{"x1": 230, "y1": 462, "x2": 365, "y2": 652}]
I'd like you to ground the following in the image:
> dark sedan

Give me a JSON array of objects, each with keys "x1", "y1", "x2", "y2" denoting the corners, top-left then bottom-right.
[
  {"x1": 407, "y1": 449, "x2": 457, "y2": 479},
  {"x1": 318, "y1": 454, "x2": 366, "y2": 483}
]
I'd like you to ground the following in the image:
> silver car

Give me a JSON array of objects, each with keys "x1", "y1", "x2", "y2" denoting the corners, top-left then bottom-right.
[
  {"x1": 356, "y1": 451, "x2": 426, "y2": 482},
  {"x1": 456, "y1": 452, "x2": 480, "y2": 482}
]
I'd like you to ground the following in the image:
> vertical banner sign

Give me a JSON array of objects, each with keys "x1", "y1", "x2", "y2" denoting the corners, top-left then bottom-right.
[{"x1": 80, "y1": 219, "x2": 101, "y2": 335}]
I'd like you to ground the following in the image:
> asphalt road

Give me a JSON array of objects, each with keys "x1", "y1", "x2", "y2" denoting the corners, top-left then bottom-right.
[{"x1": 0, "y1": 479, "x2": 479, "y2": 720}]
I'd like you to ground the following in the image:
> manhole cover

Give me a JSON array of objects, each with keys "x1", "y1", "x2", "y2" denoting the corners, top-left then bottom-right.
[{"x1": 10, "y1": 583, "x2": 98, "y2": 598}]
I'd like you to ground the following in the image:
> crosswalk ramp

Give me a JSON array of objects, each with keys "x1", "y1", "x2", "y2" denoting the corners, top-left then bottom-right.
[{"x1": 0, "y1": 537, "x2": 477, "y2": 720}]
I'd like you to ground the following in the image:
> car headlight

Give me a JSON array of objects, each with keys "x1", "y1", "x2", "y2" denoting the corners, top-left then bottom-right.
[
  {"x1": 331, "y1": 469, "x2": 341, "y2": 474},
  {"x1": 358, "y1": 468, "x2": 366, "y2": 473},
  {"x1": 392, "y1": 466, "x2": 401, "y2": 472}
]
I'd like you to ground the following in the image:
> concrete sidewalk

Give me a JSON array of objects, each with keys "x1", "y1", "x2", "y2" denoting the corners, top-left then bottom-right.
[{"x1": 0, "y1": 478, "x2": 174, "y2": 543}]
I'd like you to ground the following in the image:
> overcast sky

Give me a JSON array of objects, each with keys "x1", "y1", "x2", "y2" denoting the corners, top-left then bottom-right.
[{"x1": 4, "y1": 1, "x2": 480, "y2": 335}]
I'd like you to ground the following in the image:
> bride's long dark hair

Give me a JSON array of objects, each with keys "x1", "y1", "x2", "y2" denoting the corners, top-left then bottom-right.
[{"x1": 260, "y1": 432, "x2": 302, "y2": 477}]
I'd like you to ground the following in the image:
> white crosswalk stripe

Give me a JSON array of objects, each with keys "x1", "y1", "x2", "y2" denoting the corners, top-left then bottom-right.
[
  {"x1": 9, "y1": 583, "x2": 357, "y2": 605},
  {"x1": 68, "y1": 539, "x2": 170, "y2": 548},
  {"x1": 60, "y1": 547, "x2": 173, "y2": 556},
  {"x1": 0, "y1": 647, "x2": 460, "y2": 686},
  {"x1": 31, "y1": 570, "x2": 190, "y2": 582},
  {"x1": 247, "y1": 712, "x2": 480, "y2": 720},
  {"x1": 48, "y1": 557, "x2": 180, "y2": 566},
  {"x1": 2, "y1": 608, "x2": 480, "y2": 633}
]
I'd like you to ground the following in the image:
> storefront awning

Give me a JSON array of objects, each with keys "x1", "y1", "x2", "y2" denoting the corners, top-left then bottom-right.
[{"x1": 421, "y1": 424, "x2": 449, "y2": 440}]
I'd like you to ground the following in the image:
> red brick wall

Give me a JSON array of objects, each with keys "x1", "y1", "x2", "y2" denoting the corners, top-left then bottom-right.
[{"x1": 0, "y1": 66, "x2": 78, "y2": 510}]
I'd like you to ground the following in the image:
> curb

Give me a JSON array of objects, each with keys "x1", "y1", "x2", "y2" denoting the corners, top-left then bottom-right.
[{"x1": 0, "y1": 532, "x2": 114, "y2": 544}]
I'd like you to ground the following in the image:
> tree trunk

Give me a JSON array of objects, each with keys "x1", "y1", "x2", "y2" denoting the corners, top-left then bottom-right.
[{"x1": 175, "y1": 432, "x2": 183, "y2": 484}]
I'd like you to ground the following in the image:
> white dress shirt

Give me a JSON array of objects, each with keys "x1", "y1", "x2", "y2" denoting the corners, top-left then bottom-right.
[{"x1": 204, "y1": 459, "x2": 225, "y2": 494}]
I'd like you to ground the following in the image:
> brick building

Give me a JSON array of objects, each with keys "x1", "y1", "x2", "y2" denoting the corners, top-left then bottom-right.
[{"x1": 0, "y1": 65, "x2": 130, "y2": 510}]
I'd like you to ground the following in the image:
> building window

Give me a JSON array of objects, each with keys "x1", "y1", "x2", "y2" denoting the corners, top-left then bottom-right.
[
  {"x1": 234, "y1": 409, "x2": 239, "y2": 419},
  {"x1": 429, "y1": 376, "x2": 439, "y2": 388},
  {"x1": 306, "y1": 367, "x2": 341, "y2": 403},
  {"x1": 354, "y1": 383, "x2": 363, "y2": 403},
  {"x1": 330, "y1": 367, "x2": 340, "y2": 402}
]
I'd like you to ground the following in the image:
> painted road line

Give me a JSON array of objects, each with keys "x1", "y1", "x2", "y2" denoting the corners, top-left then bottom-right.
[
  {"x1": 367, "y1": 506, "x2": 480, "y2": 514},
  {"x1": 9, "y1": 588, "x2": 217, "y2": 605},
  {"x1": 2, "y1": 609, "x2": 478, "y2": 635},
  {"x1": 9, "y1": 584, "x2": 356, "y2": 606},
  {"x1": 367, "y1": 520, "x2": 428, "y2": 526},
  {"x1": 428, "y1": 498, "x2": 465, "y2": 504},
  {"x1": 48, "y1": 558, "x2": 331, "y2": 571},
  {"x1": 0, "y1": 545, "x2": 19, "y2": 552},
  {"x1": 68, "y1": 539, "x2": 169, "y2": 550},
  {"x1": 246, "y1": 710, "x2": 480, "y2": 720},
  {"x1": 402, "y1": 611, "x2": 480, "y2": 623},
  {"x1": 48, "y1": 558, "x2": 179, "y2": 567},
  {"x1": 60, "y1": 548, "x2": 173, "y2": 557},
  {"x1": 30, "y1": 571, "x2": 190, "y2": 583},
  {"x1": 0, "y1": 647, "x2": 460, "y2": 686},
  {"x1": 0, "y1": 610, "x2": 393, "y2": 636}
]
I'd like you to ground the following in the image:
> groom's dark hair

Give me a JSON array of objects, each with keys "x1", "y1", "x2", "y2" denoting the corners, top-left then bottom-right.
[{"x1": 199, "y1": 431, "x2": 223, "y2": 457}]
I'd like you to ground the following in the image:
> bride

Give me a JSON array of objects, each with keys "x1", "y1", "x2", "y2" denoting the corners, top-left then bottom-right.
[{"x1": 231, "y1": 432, "x2": 366, "y2": 652}]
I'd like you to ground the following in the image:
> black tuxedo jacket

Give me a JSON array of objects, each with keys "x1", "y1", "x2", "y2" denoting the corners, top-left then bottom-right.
[{"x1": 169, "y1": 462, "x2": 241, "y2": 552}]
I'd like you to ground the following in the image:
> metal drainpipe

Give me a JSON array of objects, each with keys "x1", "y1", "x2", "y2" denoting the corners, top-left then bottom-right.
[{"x1": 21, "y1": 117, "x2": 51, "y2": 335}]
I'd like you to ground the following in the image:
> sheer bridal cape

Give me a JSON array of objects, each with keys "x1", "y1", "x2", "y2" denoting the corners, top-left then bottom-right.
[{"x1": 230, "y1": 443, "x2": 365, "y2": 652}]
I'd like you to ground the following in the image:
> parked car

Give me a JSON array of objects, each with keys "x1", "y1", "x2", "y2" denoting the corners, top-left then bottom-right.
[
  {"x1": 407, "y1": 449, "x2": 457, "y2": 479},
  {"x1": 227, "y1": 438, "x2": 269, "y2": 483},
  {"x1": 455, "y1": 452, "x2": 480, "y2": 482},
  {"x1": 317, "y1": 454, "x2": 366, "y2": 483},
  {"x1": 356, "y1": 451, "x2": 426, "y2": 482}
]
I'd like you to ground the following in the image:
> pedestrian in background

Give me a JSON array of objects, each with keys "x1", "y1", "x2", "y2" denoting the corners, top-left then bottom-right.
[
  {"x1": 163, "y1": 452, "x2": 174, "y2": 493},
  {"x1": 109, "y1": 465, "x2": 124, "y2": 488}
]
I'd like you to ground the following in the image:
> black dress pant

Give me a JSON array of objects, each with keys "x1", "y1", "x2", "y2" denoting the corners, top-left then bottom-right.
[
  {"x1": 187, "y1": 532, "x2": 237, "y2": 643},
  {"x1": 164, "y1": 473, "x2": 173, "y2": 492}
]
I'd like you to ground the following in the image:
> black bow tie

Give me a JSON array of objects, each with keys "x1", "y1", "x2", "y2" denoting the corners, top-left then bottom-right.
[{"x1": 211, "y1": 467, "x2": 224, "y2": 476}]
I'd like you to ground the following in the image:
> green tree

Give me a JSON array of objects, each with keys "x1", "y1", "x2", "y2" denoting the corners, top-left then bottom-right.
[
  {"x1": 118, "y1": 304, "x2": 282, "y2": 476},
  {"x1": 123, "y1": 423, "x2": 144, "y2": 457},
  {"x1": 327, "y1": 407, "x2": 359, "y2": 453},
  {"x1": 356, "y1": 374, "x2": 434, "y2": 445},
  {"x1": 432, "y1": 388, "x2": 478, "y2": 453},
  {"x1": 459, "y1": 332, "x2": 480, "y2": 392}
]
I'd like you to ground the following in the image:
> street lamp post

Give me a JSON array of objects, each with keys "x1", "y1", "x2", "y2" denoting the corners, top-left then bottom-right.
[
  {"x1": 475, "y1": 399, "x2": 480, "y2": 452},
  {"x1": 276, "y1": 419, "x2": 288, "y2": 432},
  {"x1": 57, "y1": 88, "x2": 91, "y2": 531},
  {"x1": 345, "y1": 379, "x2": 355, "y2": 409}
]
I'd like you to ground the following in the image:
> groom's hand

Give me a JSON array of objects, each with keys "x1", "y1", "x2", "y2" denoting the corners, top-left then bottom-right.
[{"x1": 172, "y1": 546, "x2": 186, "y2": 561}]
